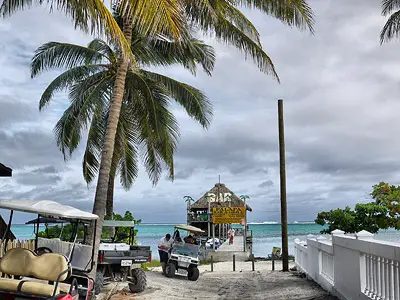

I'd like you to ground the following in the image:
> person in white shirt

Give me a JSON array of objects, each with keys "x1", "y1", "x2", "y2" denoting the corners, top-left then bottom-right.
[{"x1": 158, "y1": 233, "x2": 172, "y2": 272}]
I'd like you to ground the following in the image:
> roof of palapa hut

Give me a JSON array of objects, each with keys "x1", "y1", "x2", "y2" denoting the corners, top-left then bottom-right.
[{"x1": 189, "y1": 183, "x2": 252, "y2": 211}]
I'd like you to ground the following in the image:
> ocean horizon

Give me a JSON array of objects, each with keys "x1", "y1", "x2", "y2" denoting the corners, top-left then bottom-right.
[{"x1": 10, "y1": 223, "x2": 400, "y2": 258}]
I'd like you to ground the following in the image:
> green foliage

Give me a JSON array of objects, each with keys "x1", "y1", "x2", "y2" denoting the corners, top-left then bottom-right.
[
  {"x1": 32, "y1": 29, "x2": 215, "y2": 189},
  {"x1": 102, "y1": 211, "x2": 141, "y2": 243},
  {"x1": 37, "y1": 223, "x2": 86, "y2": 240},
  {"x1": 141, "y1": 260, "x2": 161, "y2": 270},
  {"x1": 315, "y1": 182, "x2": 400, "y2": 234}
]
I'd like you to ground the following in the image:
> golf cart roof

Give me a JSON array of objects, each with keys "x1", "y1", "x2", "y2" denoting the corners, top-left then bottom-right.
[
  {"x1": 174, "y1": 224, "x2": 204, "y2": 233},
  {"x1": 25, "y1": 216, "x2": 69, "y2": 224},
  {"x1": 103, "y1": 220, "x2": 135, "y2": 227},
  {"x1": 0, "y1": 200, "x2": 98, "y2": 220}
]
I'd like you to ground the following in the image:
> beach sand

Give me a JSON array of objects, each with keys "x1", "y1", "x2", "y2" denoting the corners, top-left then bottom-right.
[{"x1": 103, "y1": 261, "x2": 336, "y2": 300}]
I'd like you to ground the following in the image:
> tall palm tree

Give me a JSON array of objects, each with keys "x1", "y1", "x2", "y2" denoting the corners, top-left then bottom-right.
[
  {"x1": 31, "y1": 28, "x2": 215, "y2": 268},
  {"x1": 380, "y1": 0, "x2": 400, "y2": 43}
]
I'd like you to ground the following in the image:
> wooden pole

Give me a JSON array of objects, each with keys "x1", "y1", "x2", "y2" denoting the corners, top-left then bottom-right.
[
  {"x1": 278, "y1": 99, "x2": 289, "y2": 272},
  {"x1": 211, "y1": 255, "x2": 214, "y2": 272},
  {"x1": 251, "y1": 254, "x2": 255, "y2": 271},
  {"x1": 233, "y1": 254, "x2": 236, "y2": 271}
]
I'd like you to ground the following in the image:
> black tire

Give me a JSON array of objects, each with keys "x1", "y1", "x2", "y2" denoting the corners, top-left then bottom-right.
[
  {"x1": 187, "y1": 267, "x2": 200, "y2": 281},
  {"x1": 94, "y1": 272, "x2": 104, "y2": 295},
  {"x1": 128, "y1": 268, "x2": 147, "y2": 293},
  {"x1": 165, "y1": 263, "x2": 176, "y2": 278}
]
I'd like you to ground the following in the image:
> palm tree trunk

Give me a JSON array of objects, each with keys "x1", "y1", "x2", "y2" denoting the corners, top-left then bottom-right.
[
  {"x1": 106, "y1": 174, "x2": 115, "y2": 238},
  {"x1": 106, "y1": 174, "x2": 115, "y2": 219},
  {"x1": 88, "y1": 16, "x2": 133, "y2": 277}
]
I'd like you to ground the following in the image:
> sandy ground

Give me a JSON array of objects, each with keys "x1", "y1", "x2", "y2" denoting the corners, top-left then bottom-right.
[{"x1": 104, "y1": 261, "x2": 337, "y2": 300}]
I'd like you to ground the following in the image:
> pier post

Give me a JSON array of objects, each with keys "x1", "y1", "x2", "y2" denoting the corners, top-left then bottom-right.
[
  {"x1": 251, "y1": 254, "x2": 255, "y2": 271},
  {"x1": 211, "y1": 255, "x2": 214, "y2": 272},
  {"x1": 278, "y1": 99, "x2": 289, "y2": 272},
  {"x1": 233, "y1": 255, "x2": 236, "y2": 271}
]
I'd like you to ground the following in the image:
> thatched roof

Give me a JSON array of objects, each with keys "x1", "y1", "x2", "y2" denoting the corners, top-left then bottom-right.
[
  {"x1": 189, "y1": 183, "x2": 252, "y2": 211},
  {"x1": 0, "y1": 163, "x2": 12, "y2": 177}
]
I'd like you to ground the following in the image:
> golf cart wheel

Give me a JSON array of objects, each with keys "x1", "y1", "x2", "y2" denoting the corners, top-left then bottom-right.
[
  {"x1": 94, "y1": 272, "x2": 104, "y2": 295},
  {"x1": 165, "y1": 263, "x2": 176, "y2": 278},
  {"x1": 128, "y1": 268, "x2": 147, "y2": 293},
  {"x1": 187, "y1": 267, "x2": 200, "y2": 281}
]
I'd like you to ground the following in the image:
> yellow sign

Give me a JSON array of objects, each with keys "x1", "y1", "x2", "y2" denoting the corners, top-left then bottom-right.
[{"x1": 212, "y1": 206, "x2": 246, "y2": 224}]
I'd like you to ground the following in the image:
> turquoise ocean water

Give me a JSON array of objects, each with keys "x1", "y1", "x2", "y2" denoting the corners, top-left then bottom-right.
[{"x1": 10, "y1": 223, "x2": 400, "y2": 257}]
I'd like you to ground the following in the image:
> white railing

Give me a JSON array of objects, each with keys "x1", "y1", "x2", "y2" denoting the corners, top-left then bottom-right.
[
  {"x1": 321, "y1": 251, "x2": 334, "y2": 283},
  {"x1": 295, "y1": 230, "x2": 400, "y2": 300},
  {"x1": 364, "y1": 255, "x2": 400, "y2": 300}
]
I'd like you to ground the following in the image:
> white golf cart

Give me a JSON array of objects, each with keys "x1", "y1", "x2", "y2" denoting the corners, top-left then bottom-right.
[
  {"x1": 0, "y1": 199, "x2": 98, "y2": 300},
  {"x1": 164, "y1": 225, "x2": 203, "y2": 281}
]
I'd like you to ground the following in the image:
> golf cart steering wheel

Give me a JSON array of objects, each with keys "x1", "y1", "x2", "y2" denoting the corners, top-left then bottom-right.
[{"x1": 35, "y1": 247, "x2": 53, "y2": 255}]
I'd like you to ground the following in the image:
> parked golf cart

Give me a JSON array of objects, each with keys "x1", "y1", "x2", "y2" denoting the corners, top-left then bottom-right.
[
  {"x1": 164, "y1": 225, "x2": 203, "y2": 281},
  {"x1": 95, "y1": 220, "x2": 151, "y2": 294},
  {"x1": 0, "y1": 199, "x2": 98, "y2": 300}
]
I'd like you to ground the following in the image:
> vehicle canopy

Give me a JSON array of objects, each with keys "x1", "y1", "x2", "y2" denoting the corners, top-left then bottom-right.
[
  {"x1": 0, "y1": 199, "x2": 98, "y2": 221},
  {"x1": 0, "y1": 200, "x2": 98, "y2": 273},
  {"x1": 174, "y1": 225, "x2": 204, "y2": 234}
]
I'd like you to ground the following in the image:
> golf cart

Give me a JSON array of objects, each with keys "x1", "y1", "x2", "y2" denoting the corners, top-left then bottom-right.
[
  {"x1": 96, "y1": 220, "x2": 151, "y2": 294},
  {"x1": 164, "y1": 225, "x2": 203, "y2": 281},
  {"x1": 0, "y1": 199, "x2": 98, "y2": 300}
]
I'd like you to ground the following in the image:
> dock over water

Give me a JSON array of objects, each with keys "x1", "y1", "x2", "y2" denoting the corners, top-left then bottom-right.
[{"x1": 207, "y1": 235, "x2": 252, "y2": 262}]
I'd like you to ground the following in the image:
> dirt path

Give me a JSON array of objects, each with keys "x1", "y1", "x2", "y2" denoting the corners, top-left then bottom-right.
[{"x1": 122, "y1": 266, "x2": 337, "y2": 300}]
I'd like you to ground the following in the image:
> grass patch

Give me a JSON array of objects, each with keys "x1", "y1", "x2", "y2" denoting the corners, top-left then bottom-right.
[
  {"x1": 200, "y1": 259, "x2": 212, "y2": 265},
  {"x1": 141, "y1": 260, "x2": 161, "y2": 270}
]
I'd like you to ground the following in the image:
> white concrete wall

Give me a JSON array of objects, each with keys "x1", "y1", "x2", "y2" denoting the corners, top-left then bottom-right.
[{"x1": 294, "y1": 230, "x2": 400, "y2": 300}]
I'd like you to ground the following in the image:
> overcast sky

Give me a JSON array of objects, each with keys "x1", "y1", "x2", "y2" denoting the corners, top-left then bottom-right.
[{"x1": 1, "y1": 1, "x2": 400, "y2": 224}]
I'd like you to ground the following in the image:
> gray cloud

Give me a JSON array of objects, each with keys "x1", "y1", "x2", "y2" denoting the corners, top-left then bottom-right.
[{"x1": 1, "y1": 1, "x2": 400, "y2": 224}]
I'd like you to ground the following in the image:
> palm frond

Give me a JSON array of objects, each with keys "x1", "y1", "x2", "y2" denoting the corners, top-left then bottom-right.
[
  {"x1": 54, "y1": 72, "x2": 113, "y2": 158},
  {"x1": 140, "y1": 70, "x2": 213, "y2": 128},
  {"x1": 125, "y1": 74, "x2": 179, "y2": 184},
  {"x1": 215, "y1": 17, "x2": 279, "y2": 80},
  {"x1": 381, "y1": 9, "x2": 400, "y2": 43},
  {"x1": 217, "y1": 0, "x2": 261, "y2": 44},
  {"x1": 0, "y1": 0, "x2": 135, "y2": 60},
  {"x1": 31, "y1": 42, "x2": 108, "y2": 77},
  {"x1": 115, "y1": 108, "x2": 139, "y2": 189},
  {"x1": 88, "y1": 39, "x2": 117, "y2": 65},
  {"x1": 237, "y1": 0, "x2": 315, "y2": 33},
  {"x1": 38, "y1": 65, "x2": 105, "y2": 110},
  {"x1": 133, "y1": 34, "x2": 215, "y2": 75},
  {"x1": 115, "y1": 0, "x2": 187, "y2": 40},
  {"x1": 382, "y1": 0, "x2": 400, "y2": 16}
]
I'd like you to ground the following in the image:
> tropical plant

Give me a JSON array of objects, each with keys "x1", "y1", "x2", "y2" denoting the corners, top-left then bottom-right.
[
  {"x1": 31, "y1": 30, "x2": 215, "y2": 214},
  {"x1": 315, "y1": 182, "x2": 400, "y2": 234}
]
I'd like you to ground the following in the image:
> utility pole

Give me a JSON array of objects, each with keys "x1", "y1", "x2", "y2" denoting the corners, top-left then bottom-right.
[{"x1": 278, "y1": 99, "x2": 289, "y2": 272}]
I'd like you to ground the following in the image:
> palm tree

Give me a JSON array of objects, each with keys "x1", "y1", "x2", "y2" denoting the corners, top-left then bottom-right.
[
  {"x1": 380, "y1": 0, "x2": 400, "y2": 43},
  {"x1": 31, "y1": 27, "x2": 215, "y2": 262},
  {"x1": 184, "y1": 196, "x2": 194, "y2": 223},
  {"x1": 0, "y1": 0, "x2": 188, "y2": 57}
]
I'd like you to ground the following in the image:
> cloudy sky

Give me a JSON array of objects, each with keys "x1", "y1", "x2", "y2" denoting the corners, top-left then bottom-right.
[{"x1": 1, "y1": 1, "x2": 400, "y2": 224}]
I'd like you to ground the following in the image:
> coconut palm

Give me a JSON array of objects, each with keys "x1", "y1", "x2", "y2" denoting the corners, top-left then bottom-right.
[
  {"x1": 380, "y1": 0, "x2": 400, "y2": 43},
  {"x1": 31, "y1": 27, "x2": 215, "y2": 245}
]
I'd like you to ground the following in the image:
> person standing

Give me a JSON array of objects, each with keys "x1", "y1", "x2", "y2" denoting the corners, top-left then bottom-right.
[
  {"x1": 228, "y1": 227, "x2": 235, "y2": 245},
  {"x1": 158, "y1": 233, "x2": 172, "y2": 273}
]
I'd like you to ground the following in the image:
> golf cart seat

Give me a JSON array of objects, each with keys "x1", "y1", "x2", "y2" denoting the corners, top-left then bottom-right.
[{"x1": 0, "y1": 248, "x2": 71, "y2": 297}]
